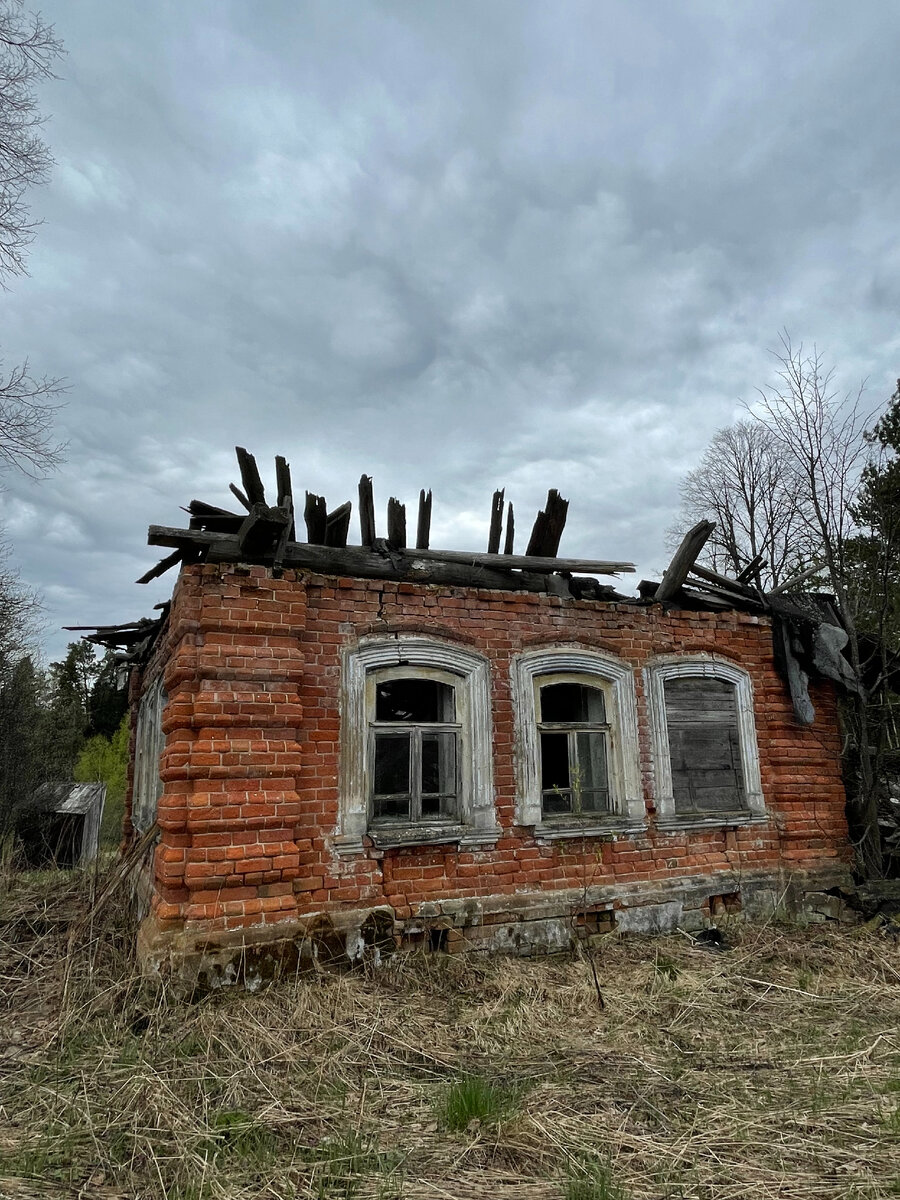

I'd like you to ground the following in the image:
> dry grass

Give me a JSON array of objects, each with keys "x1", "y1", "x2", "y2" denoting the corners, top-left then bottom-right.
[{"x1": 1, "y1": 868, "x2": 900, "y2": 1200}]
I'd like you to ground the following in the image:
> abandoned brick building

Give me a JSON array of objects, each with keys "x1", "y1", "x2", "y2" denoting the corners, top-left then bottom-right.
[{"x1": 82, "y1": 451, "x2": 855, "y2": 984}]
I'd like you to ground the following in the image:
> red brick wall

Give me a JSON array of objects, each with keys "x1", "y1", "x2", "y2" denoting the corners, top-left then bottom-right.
[{"x1": 132, "y1": 563, "x2": 851, "y2": 944}]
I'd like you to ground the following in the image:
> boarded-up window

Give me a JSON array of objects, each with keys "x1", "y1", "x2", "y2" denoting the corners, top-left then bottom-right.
[
  {"x1": 663, "y1": 678, "x2": 746, "y2": 816},
  {"x1": 132, "y1": 677, "x2": 166, "y2": 832}
]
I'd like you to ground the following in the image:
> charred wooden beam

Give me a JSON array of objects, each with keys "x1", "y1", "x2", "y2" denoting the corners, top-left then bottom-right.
[
  {"x1": 358, "y1": 475, "x2": 376, "y2": 546},
  {"x1": 416, "y1": 489, "x2": 432, "y2": 550},
  {"x1": 768, "y1": 563, "x2": 825, "y2": 596},
  {"x1": 187, "y1": 499, "x2": 239, "y2": 518},
  {"x1": 275, "y1": 456, "x2": 295, "y2": 540},
  {"x1": 238, "y1": 503, "x2": 291, "y2": 557},
  {"x1": 147, "y1": 525, "x2": 634, "y2": 577},
  {"x1": 487, "y1": 489, "x2": 504, "y2": 555},
  {"x1": 273, "y1": 496, "x2": 294, "y2": 573},
  {"x1": 736, "y1": 552, "x2": 767, "y2": 585},
  {"x1": 136, "y1": 548, "x2": 183, "y2": 585},
  {"x1": 229, "y1": 482, "x2": 252, "y2": 511},
  {"x1": 304, "y1": 492, "x2": 327, "y2": 544},
  {"x1": 324, "y1": 501, "x2": 352, "y2": 548},
  {"x1": 655, "y1": 520, "x2": 715, "y2": 603},
  {"x1": 387, "y1": 497, "x2": 406, "y2": 548},
  {"x1": 503, "y1": 502, "x2": 515, "y2": 556},
  {"x1": 235, "y1": 446, "x2": 266, "y2": 505},
  {"x1": 689, "y1": 562, "x2": 759, "y2": 598},
  {"x1": 526, "y1": 489, "x2": 568, "y2": 557}
]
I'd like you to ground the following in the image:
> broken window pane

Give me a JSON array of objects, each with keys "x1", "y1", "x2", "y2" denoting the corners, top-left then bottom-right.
[
  {"x1": 373, "y1": 734, "x2": 411, "y2": 818},
  {"x1": 421, "y1": 731, "x2": 456, "y2": 795},
  {"x1": 376, "y1": 678, "x2": 455, "y2": 722},
  {"x1": 575, "y1": 731, "x2": 609, "y2": 812}
]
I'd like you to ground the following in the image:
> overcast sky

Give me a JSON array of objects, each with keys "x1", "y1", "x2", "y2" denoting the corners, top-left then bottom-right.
[{"x1": 2, "y1": 0, "x2": 899, "y2": 661}]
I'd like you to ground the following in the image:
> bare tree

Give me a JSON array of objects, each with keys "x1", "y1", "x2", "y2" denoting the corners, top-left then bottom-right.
[
  {"x1": 0, "y1": 1, "x2": 65, "y2": 478},
  {"x1": 673, "y1": 419, "x2": 814, "y2": 588},
  {"x1": 755, "y1": 334, "x2": 888, "y2": 877}
]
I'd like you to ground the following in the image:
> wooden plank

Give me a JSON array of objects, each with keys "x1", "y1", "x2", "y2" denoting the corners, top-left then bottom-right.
[
  {"x1": 235, "y1": 446, "x2": 266, "y2": 505},
  {"x1": 187, "y1": 499, "x2": 238, "y2": 518},
  {"x1": 387, "y1": 497, "x2": 406, "y2": 548},
  {"x1": 689, "y1": 562, "x2": 758, "y2": 597},
  {"x1": 146, "y1": 526, "x2": 634, "y2": 577},
  {"x1": 767, "y1": 563, "x2": 824, "y2": 596},
  {"x1": 148, "y1": 526, "x2": 559, "y2": 593},
  {"x1": 407, "y1": 547, "x2": 633, "y2": 574},
  {"x1": 415, "y1": 489, "x2": 432, "y2": 550},
  {"x1": 358, "y1": 475, "x2": 376, "y2": 546},
  {"x1": 503, "y1": 502, "x2": 514, "y2": 556},
  {"x1": 304, "y1": 492, "x2": 327, "y2": 544},
  {"x1": 526, "y1": 489, "x2": 568, "y2": 556},
  {"x1": 487, "y1": 489, "x2": 504, "y2": 554},
  {"x1": 272, "y1": 496, "x2": 293, "y2": 573},
  {"x1": 655, "y1": 520, "x2": 715, "y2": 603},
  {"x1": 136, "y1": 549, "x2": 182, "y2": 585},
  {"x1": 275, "y1": 456, "x2": 295, "y2": 539},
  {"x1": 324, "y1": 501, "x2": 352, "y2": 548},
  {"x1": 229, "y1": 482, "x2": 252, "y2": 511},
  {"x1": 238, "y1": 503, "x2": 291, "y2": 557},
  {"x1": 736, "y1": 552, "x2": 767, "y2": 584}
]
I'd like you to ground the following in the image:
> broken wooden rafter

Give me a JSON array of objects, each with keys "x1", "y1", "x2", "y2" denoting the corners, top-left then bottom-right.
[
  {"x1": 238, "y1": 503, "x2": 291, "y2": 557},
  {"x1": 416, "y1": 489, "x2": 432, "y2": 550},
  {"x1": 324, "y1": 501, "x2": 352, "y2": 548},
  {"x1": 235, "y1": 446, "x2": 266, "y2": 506},
  {"x1": 387, "y1": 497, "x2": 406, "y2": 548},
  {"x1": 304, "y1": 492, "x2": 327, "y2": 544},
  {"x1": 136, "y1": 548, "x2": 183, "y2": 585},
  {"x1": 503, "y1": 502, "x2": 515, "y2": 556},
  {"x1": 737, "y1": 552, "x2": 767, "y2": 585},
  {"x1": 487, "y1": 489, "x2": 504, "y2": 555},
  {"x1": 768, "y1": 563, "x2": 825, "y2": 597},
  {"x1": 274, "y1": 456, "x2": 295, "y2": 540},
  {"x1": 147, "y1": 525, "x2": 634, "y2": 578},
  {"x1": 526, "y1": 489, "x2": 569, "y2": 557},
  {"x1": 688, "y1": 562, "x2": 761, "y2": 599},
  {"x1": 358, "y1": 475, "x2": 376, "y2": 546},
  {"x1": 655, "y1": 520, "x2": 716, "y2": 603},
  {"x1": 229, "y1": 483, "x2": 251, "y2": 512}
]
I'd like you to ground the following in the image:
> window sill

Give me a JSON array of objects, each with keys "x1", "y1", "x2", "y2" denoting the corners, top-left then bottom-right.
[
  {"x1": 334, "y1": 823, "x2": 502, "y2": 855},
  {"x1": 531, "y1": 818, "x2": 647, "y2": 843},
  {"x1": 655, "y1": 811, "x2": 769, "y2": 832}
]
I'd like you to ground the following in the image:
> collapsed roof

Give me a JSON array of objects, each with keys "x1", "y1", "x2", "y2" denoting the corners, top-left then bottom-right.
[{"x1": 68, "y1": 446, "x2": 868, "y2": 727}]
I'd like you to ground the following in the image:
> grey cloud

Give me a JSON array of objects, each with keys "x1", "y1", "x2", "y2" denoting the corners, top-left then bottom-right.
[{"x1": 1, "y1": 0, "x2": 899, "y2": 658}]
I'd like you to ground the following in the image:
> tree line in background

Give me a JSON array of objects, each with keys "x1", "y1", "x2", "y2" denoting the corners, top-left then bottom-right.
[
  {"x1": 0, "y1": 641, "x2": 129, "y2": 846},
  {"x1": 673, "y1": 336, "x2": 900, "y2": 878}
]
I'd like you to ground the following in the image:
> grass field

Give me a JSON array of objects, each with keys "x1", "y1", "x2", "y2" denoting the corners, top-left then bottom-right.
[{"x1": 1, "y1": 868, "x2": 899, "y2": 1200}]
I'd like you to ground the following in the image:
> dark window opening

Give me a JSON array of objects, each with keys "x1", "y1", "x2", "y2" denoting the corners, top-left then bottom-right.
[
  {"x1": 538, "y1": 682, "x2": 611, "y2": 817},
  {"x1": 371, "y1": 675, "x2": 459, "y2": 824}
]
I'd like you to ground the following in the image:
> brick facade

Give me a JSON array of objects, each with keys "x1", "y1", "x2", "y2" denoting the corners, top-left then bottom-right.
[{"x1": 131, "y1": 562, "x2": 852, "y2": 984}]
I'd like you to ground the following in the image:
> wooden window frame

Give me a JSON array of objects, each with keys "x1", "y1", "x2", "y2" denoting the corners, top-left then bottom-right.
[
  {"x1": 337, "y1": 636, "x2": 498, "y2": 851},
  {"x1": 536, "y1": 675, "x2": 612, "y2": 818},
  {"x1": 645, "y1": 655, "x2": 766, "y2": 828},
  {"x1": 368, "y1": 667, "x2": 461, "y2": 824},
  {"x1": 512, "y1": 647, "x2": 645, "y2": 838}
]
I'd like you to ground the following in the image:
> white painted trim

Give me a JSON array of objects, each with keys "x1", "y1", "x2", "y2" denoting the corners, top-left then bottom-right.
[
  {"x1": 339, "y1": 635, "x2": 496, "y2": 842},
  {"x1": 643, "y1": 654, "x2": 765, "y2": 821},
  {"x1": 512, "y1": 647, "x2": 644, "y2": 829}
]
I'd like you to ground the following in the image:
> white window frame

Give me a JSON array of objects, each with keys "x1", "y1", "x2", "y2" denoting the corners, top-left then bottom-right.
[
  {"x1": 512, "y1": 647, "x2": 644, "y2": 836},
  {"x1": 338, "y1": 636, "x2": 497, "y2": 849},
  {"x1": 644, "y1": 655, "x2": 766, "y2": 826}
]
